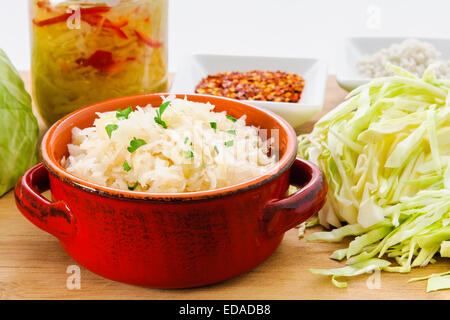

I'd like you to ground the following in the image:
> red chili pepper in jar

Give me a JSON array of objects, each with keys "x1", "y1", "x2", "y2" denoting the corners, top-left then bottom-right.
[
  {"x1": 76, "y1": 50, "x2": 116, "y2": 72},
  {"x1": 33, "y1": 6, "x2": 112, "y2": 26},
  {"x1": 135, "y1": 30, "x2": 163, "y2": 48}
]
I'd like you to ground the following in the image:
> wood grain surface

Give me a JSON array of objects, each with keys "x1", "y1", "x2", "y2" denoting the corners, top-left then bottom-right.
[{"x1": 0, "y1": 73, "x2": 448, "y2": 300}]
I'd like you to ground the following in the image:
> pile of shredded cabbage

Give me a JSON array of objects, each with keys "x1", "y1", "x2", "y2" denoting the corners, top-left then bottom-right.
[
  {"x1": 298, "y1": 64, "x2": 450, "y2": 291},
  {"x1": 63, "y1": 97, "x2": 275, "y2": 193}
]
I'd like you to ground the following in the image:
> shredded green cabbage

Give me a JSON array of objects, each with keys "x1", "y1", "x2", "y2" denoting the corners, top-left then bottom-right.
[
  {"x1": 311, "y1": 259, "x2": 391, "y2": 288},
  {"x1": 298, "y1": 64, "x2": 450, "y2": 290},
  {"x1": 441, "y1": 241, "x2": 450, "y2": 258},
  {"x1": 409, "y1": 271, "x2": 450, "y2": 292},
  {"x1": 426, "y1": 275, "x2": 450, "y2": 292}
]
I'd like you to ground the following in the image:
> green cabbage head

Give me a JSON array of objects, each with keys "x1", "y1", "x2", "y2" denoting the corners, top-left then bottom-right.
[{"x1": 0, "y1": 49, "x2": 39, "y2": 196}]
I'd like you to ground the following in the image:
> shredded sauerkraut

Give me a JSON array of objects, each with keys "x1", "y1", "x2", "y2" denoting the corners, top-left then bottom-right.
[{"x1": 63, "y1": 97, "x2": 276, "y2": 193}]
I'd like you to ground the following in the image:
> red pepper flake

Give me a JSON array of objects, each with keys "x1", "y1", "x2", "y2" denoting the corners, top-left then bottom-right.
[
  {"x1": 135, "y1": 30, "x2": 162, "y2": 48},
  {"x1": 195, "y1": 70, "x2": 305, "y2": 103}
]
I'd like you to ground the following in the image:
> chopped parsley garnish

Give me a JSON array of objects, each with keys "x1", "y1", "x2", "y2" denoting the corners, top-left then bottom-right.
[
  {"x1": 154, "y1": 117, "x2": 167, "y2": 129},
  {"x1": 116, "y1": 106, "x2": 133, "y2": 120},
  {"x1": 128, "y1": 182, "x2": 139, "y2": 191},
  {"x1": 210, "y1": 122, "x2": 217, "y2": 132},
  {"x1": 183, "y1": 137, "x2": 193, "y2": 146},
  {"x1": 185, "y1": 150, "x2": 194, "y2": 159},
  {"x1": 127, "y1": 137, "x2": 147, "y2": 153},
  {"x1": 214, "y1": 146, "x2": 219, "y2": 154},
  {"x1": 227, "y1": 130, "x2": 236, "y2": 135},
  {"x1": 123, "y1": 161, "x2": 132, "y2": 172},
  {"x1": 224, "y1": 140, "x2": 234, "y2": 147},
  {"x1": 226, "y1": 115, "x2": 237, "y2": 122},
  {"x1": 154, "y1": 101, "x2": 170, "y2": 129},
  {"x1": 105, "y1": 124, "x2": 118, "y2": 138}
]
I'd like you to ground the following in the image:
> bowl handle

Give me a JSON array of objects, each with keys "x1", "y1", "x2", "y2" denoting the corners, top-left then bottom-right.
[
  {"x1": 15, "y1": 163, "x2": 76, "y2": 239},
  {"x1": 262, "y1": 158, "x2": 327, "y2": 237}
]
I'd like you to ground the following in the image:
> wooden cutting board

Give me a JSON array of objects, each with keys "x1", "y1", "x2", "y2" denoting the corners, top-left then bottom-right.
[{"x1": 0, "y1": 73, "x2": 448, "y2": 300}]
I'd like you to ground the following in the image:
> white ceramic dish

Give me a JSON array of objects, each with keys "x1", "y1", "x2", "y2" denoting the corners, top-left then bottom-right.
[
  {"x1": 336, "y1": 37, "x2": 450, "y2": 91},
  {"x1": 171, "y1": 54, "x2": 328, "y2": 128}
]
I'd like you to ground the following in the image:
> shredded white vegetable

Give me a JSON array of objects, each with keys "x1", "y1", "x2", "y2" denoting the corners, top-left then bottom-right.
[{"x1": 63, "y1": 97, "x2": 275, "y2": 193}]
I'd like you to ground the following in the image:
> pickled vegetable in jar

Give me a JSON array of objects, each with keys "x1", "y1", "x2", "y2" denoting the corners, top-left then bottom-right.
[{"x1": 30, "y1": 0, "x2": 168, "y2": 125}]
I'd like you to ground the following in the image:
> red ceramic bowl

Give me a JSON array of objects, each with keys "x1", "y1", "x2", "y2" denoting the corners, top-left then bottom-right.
[{"x1": 15, "y1": 94, "x2": 327, "y2": 288}]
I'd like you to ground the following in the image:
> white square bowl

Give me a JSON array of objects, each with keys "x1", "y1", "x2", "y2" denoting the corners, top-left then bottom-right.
[
  {"x1": 336, "y1": 37, "x2": 450, "y2": 91},
  {"x1": 170, "y1": 54, "x2": 328, "y2": 128}
]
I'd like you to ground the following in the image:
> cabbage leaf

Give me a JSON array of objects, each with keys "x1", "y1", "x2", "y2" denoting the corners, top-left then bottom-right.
[{"x1": 0, "y1": 49, "x2": 39, "y2": 196}]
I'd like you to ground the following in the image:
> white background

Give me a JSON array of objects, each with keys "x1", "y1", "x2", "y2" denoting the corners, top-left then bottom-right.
[{"x1": 0, "y1": 0, "x2": 449, "y2": 73}]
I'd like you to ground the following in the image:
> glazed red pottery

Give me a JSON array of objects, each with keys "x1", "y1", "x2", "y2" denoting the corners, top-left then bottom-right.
[{"x1": 15, "y1": 94, "x2": 327, "y2": 288}]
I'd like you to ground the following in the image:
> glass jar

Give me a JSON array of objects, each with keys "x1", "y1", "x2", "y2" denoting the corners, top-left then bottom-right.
[{"x1": 29, "y1": 0, "x2": 168, "y2": 125}]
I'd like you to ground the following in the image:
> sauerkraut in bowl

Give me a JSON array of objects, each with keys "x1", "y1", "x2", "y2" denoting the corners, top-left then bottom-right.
[{"x1": 62, "y1": 97, "x2": 278, "y2": 193}]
